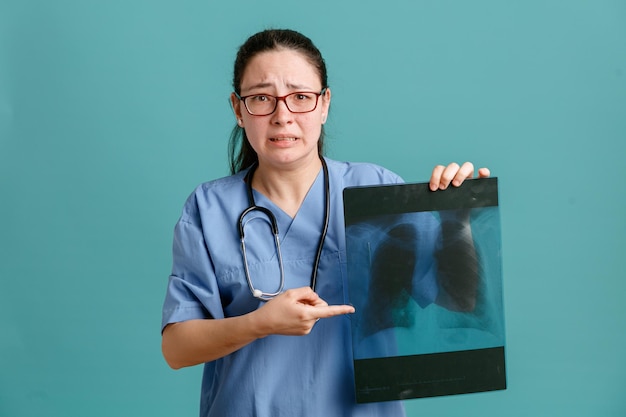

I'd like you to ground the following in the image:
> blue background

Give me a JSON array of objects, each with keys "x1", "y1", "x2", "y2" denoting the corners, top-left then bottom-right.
[{"x1": 1, "y1": 0, "x2": 624, "y2": 416}]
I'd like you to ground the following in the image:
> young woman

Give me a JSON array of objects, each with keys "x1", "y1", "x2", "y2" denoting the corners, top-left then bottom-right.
[{"x1": 161, "y1": 29, "x2": 489, "y2": 417}]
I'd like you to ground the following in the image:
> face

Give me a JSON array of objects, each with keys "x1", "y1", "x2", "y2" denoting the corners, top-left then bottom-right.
[{"x1": 231, "y1": 49, "x2": 331, "y2": 171}]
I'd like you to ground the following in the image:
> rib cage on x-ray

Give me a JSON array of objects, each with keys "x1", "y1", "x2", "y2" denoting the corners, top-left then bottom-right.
[{"x1": 361, "y1": 216, "x2": 481, "y2": 338}]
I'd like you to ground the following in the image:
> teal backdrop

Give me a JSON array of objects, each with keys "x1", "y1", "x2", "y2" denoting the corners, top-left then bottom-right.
[{"x1": 1, "y1": 0, "x2": 625, "y2": 416}]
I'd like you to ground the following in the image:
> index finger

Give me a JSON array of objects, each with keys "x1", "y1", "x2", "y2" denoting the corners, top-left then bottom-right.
[{"x1": 312, "y1": 304, "x2": 356, "y2": 319}]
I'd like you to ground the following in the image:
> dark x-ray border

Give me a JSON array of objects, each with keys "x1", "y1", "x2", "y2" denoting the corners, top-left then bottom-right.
[{"x1": 344, "y1": 177, "x2": 499, "y2": 225}]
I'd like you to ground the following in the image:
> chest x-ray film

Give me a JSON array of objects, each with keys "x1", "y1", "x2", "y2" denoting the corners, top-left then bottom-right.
[{"x1": 343, "y1": 178, "x2": 505, "y2": 403}]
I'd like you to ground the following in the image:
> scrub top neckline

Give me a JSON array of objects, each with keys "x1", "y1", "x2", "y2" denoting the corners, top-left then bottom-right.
[
  {"x1": 249, "y1": 167, "x2": 326, "y2": 249},
  {"x1": 248, "y1": 165, "x2": 324, "y2": 221}
]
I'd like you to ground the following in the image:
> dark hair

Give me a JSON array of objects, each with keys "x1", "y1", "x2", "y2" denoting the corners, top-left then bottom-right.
[{"x1": 228, "y1": 29, "x2": 329, "y2": 174}]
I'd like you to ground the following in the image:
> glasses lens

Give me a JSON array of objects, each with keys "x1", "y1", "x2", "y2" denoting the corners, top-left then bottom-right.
[
  {"x1": 245, "y1": 95, "x2": 276, "y2": 115},
  {"x1": 285, "y1": 93, "x2": 318, "y2": 113}
]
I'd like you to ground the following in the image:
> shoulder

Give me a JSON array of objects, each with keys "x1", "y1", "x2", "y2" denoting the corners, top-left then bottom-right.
[
  {"x1": 179, "y1": 171, "x2": 248, "y2": 222},
  {"x1": 324, "y1": 157, "x2": 404, "y2": 187},
  {"x1": 195, "y1": 172, "x2": 246, "y2": 197}
]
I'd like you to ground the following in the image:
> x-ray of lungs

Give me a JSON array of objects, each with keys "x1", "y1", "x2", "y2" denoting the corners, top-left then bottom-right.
[{"x1": 344, "y1": 178, "x2": 506, "y2": 403}]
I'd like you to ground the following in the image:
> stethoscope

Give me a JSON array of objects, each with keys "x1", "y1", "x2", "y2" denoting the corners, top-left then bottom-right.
[{"x1": 238, "y1": 157, "x2": 330, "y2": 300}]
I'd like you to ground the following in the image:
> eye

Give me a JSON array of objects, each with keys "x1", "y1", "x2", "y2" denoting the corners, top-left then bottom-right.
[
  {"x1": 294, "y1": 93, "x2": 312, "y2": 101},
  {"x1": 249, "y1": 95, "x2": 270, "y2": 102}
]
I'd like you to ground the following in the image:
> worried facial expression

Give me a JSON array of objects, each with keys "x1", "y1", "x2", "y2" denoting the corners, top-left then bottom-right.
[{"x1": 231, "y1": 49, "x2": 331, "y2": 170}]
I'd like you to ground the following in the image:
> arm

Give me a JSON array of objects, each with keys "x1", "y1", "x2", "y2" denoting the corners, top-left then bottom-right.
[
  {"x1": 162, "y1": 287, "x2": 354, "y2": 369},
  {"x1": 162, "y1": 313, "x2": 262, "y2": 370}
]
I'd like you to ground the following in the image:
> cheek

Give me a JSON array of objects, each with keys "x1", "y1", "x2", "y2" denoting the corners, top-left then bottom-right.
[
  {"x1": 242, "y1": 117, "x2": 264, "y2": 133},
  {"x1": 302, "y1": 122, "x2": 322, "y2": 141},
  {"x1": 241, "y1": 122, "x2": 265, "y2": 148},
  {"x1": 300, "y1": 114, "x2": 325, "y2": 137}
]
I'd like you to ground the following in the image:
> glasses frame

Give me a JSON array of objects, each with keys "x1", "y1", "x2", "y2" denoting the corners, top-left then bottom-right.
[{"x1": 235, "y1": 88, "x2": 327, "y2": 116}]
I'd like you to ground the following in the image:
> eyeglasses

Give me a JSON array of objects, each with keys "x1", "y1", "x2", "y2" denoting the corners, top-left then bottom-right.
[{"x1": 236, "y1": 88, "x2": 327, "y2": 116}]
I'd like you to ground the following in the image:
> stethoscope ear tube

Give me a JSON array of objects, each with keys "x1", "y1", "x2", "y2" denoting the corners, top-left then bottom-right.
[{"x1": 310, "y1": 158, "x2": 330, "y2": 292}]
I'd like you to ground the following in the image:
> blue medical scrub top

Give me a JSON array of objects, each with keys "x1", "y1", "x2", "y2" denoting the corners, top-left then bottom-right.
[{"x1": 162, "y1": 158, "x2": 412, "y2": 417}]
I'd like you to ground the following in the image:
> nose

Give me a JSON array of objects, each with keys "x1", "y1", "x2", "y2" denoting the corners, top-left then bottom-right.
[{"x1": 270, "y1": 98, "x2": 293, "y2": 124}]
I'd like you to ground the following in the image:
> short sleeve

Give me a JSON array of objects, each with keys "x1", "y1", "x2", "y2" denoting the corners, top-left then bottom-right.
[{"x1": 161, "y1": 196, "x2": 226, "y2": 331}]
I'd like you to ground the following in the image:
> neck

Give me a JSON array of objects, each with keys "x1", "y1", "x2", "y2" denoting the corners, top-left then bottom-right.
[{"x1": 251, "y1": 156, "x2": 323, "y2": 218}]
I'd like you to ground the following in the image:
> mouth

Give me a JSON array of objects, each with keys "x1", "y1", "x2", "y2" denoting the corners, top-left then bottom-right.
[{"x1": 269, "y1": 137, "x2": 297, "y2": 142}]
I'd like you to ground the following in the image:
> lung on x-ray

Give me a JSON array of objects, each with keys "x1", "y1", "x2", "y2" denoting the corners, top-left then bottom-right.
[{"x1": 343, "y1": 177, "x2": 506, "y2": 403}]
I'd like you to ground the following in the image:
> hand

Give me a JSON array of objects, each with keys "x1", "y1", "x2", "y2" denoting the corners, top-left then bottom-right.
[
  {"x1": 252, "y1": 287, "x2": 355, "y2": 337},
  {"x1": 429, "y1": 162, "x2": 490, "y2": 191}
]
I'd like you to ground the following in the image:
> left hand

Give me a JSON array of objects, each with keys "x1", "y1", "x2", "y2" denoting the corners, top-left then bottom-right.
[{"x1": 429, "y1": 162, "x2": 490, "y2": 191}]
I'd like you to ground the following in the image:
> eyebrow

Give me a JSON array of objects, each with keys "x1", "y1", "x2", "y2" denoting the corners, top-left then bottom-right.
[{"x1": 241, "y1": 82, "x2": 318, "y2": 93}]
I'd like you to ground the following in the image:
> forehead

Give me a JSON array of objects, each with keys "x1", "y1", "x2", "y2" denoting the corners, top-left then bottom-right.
[{"x1": 240, "y1": 49, "x2": 321, "y2": 92}]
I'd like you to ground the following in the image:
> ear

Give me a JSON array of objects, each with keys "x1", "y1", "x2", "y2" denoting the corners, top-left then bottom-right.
[
  {"x1": 230, "y1": 92, "x2": 244, "y2": 121},
  {"x1": 321, "y1": 88, "x2": 331, "y2": 124}
]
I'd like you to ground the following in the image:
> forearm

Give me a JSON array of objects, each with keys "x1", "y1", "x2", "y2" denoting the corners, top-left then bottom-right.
[
  {"x1": 161, "y1": 313, "x2": 265, "y2": 369},
  {"x1": 162, "y1": 288, "x2": 354, "y2": 369}
]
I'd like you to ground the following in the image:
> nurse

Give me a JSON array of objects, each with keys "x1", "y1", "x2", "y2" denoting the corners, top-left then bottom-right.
[{"x1": 161, "y1": 29, "x2": 490, "y2": 417}]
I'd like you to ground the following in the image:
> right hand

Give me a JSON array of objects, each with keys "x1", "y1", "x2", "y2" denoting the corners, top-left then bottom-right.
[{"x1": 252, "y1": 287, "x2": 355, "y2": 336}]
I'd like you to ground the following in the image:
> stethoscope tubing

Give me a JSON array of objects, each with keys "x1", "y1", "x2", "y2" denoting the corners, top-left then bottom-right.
[
  {"x1": 239, "y1": 206, "x2": 285, "y2": 300},
  {"x1": 239, "y1": 156, "x2": 330, "y2": 300}
]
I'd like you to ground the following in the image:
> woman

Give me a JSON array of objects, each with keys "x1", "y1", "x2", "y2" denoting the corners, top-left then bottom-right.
[{"x1": 161, "y1": 29, "x2": 490, "y2": 417}]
